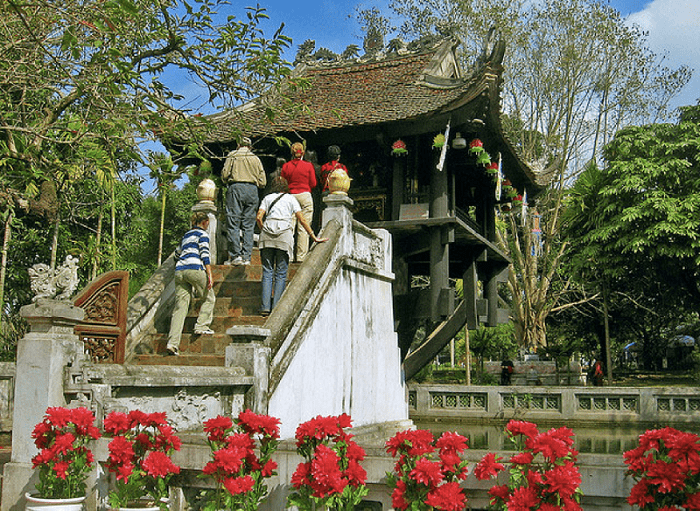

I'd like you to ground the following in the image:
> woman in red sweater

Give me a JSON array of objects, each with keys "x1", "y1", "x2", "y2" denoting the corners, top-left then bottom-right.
[{"x1": 281, "y1": 142, "x2": 317, "y2": 261}]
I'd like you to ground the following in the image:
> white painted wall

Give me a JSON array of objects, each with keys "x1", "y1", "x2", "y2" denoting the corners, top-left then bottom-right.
[{"x1": 268, "y1": 223, "x2": 408, "y2": 439}]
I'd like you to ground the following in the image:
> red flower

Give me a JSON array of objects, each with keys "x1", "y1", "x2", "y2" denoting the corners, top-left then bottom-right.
[
  {"x1": 204, "y1": 415, "x2": 234, "y2": 442},
  {"x1": 684, "y1": 492, "x2": 700, "y2": 509},
  {"x1": 507, "y1": 485, "x2": 540, "y2": 511},
  {"x1": 291, "y1": 462, "x2": 312, "y2": 489},
  {"x1": 386, "y1": 429, "x2": 435, "y2": 457},
  {"x1": 543, "y1": 461, "x2": 581, "y2": 499},
  {"x1": 344, "y1": 459, "x2": 367, "y2": 486},
  {"x1": 212, "y1": 446, "x2": 246, "y2": 474},
  {"x1": 225, "y1": 432, "x2": 255, "y2": 451},
  {"x1": 646, "y1": 459, "x2": 686, "y2": 493},
  {"x1": 261, "y1": 459, "x2": 278, "y2": 477},
  {"x1": 104, "y1": 412, "x2": 131, "y2": 435},
  {"x1": 52, "y1": 461, "x2": 70, "y2": 480},
  {"x1": 469, "y1": 139, "x2": 483, "y2": 149},
  {"x1": 475, "y1": 452, "x2": 505, "y2": 480},
  {"x1": 310, "y1": 444, "x2": 346, "y2": 497},
  {"x1": 436, "y1": 431, "x2": 468, "y2": 454},
  {"x1": 142, "y1": 451, "x2": 180, "y2": 478},
  {"x1": 531, "y1": 431, "x2": 571, "y2": 462},
  {"x1": 509, "y1": 452, "x2": 534, "y2": 465},
  {"x1": 237, "y1": 409, "x2": 281, "y2": 439},
  {"x1": 392, "y1": 479, "x2": 410, "y2": 510},
  {"x1": 107, "y1": 437, "x2": 135, "y2": 466},
  {"x1": 115, "y1": 463, "x2": 134, "y2": 482},
  {"x1": 409, "y1": 457, "x2": 444, "y2": 488},
  {"x1": 223, "y1": 475, "x2": 255, "y2": 495},
  {"x1": 489, "y1": 484, "x2": 510, "y2": 504},
  {"x1": 506, "y1": 420, "x2": 539, "y2": 439},
  {"x1": 425, "y1": 481, "x2": 466, "y2": 511}
]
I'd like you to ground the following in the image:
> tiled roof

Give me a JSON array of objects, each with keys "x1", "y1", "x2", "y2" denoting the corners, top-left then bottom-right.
[{"x1": 203, "y1": 41, "x2": 484, "y2": 144}]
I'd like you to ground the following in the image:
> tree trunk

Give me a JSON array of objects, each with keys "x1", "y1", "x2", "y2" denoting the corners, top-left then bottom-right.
[
  {"x1": 603, "y1": 287, "x2": 613, "y2": 383},
  {"x1": 110, "y1": 185, "x2": 116, "y2": 270},
  {"x1": 50, "y1": 213, "x2": 60, "y2": 270},
  {"x1": 157, "y1": 187, "x2": 166, "y2": 266},
  {"x1": 0, "y1": 209, "x2": 14, "y2": 325},
  {"x1": 91, "y1": 204, "x2": 103, "y2": 281}
]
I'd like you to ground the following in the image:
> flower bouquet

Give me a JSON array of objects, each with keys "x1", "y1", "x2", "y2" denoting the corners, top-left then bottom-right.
[
  {"x1": 30, "y1": 406, "x2": 101, "y2": 499},
  {"x1": 385, "y1": 429, "x2": 470, "y2": 511},
  {"x1": 288, "y1": 414, "x2": 368, "y2": 511},
  {"x1": 200, "y1": 409, "x2": 280, "y2": 511},
  {"x1": 624, "y1": 426, "x2": 700, "y2": 509},
  {"x1": 103, "y1": 410, "x2": 181, "y2": 510},
  {"x1": 474, "y1": 420, "x2": 583, "y2": 510}
]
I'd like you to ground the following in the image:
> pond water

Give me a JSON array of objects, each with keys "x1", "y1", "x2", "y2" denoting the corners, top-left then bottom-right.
[{"x1": 412, "y1": 420, "x2": 700, "y2": 456}]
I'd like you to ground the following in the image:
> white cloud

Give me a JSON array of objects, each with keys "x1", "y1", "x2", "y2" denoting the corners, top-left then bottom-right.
[{"x1": 626, "y1": 0, "x2": 700, "y2": 108}]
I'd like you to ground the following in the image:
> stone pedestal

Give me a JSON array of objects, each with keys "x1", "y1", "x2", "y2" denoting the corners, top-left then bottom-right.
[
  {"x1": 1, "y1": 300, "x2": 86, "y2": 511},
  {"x1": 321, "y1": 194, "x2": 354, "y2": 229}
]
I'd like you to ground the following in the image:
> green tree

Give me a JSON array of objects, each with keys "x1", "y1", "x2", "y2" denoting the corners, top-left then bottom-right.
[
  {"x1": 361, "y1": 0, "x2": 691, "y2": 349},
  {"x1": 0, "y1": 0, "x2": 293, "y2": 331},
  {"x1": 562, "y1": 104, "x2": 700, "y2": 370}
]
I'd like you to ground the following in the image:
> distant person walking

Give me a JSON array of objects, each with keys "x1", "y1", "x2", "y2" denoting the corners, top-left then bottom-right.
[
  {"x1": 222, "y1": 136, "x2": 266, "y2": 265},
  {"x1": 256, "y1": 176, "x2": 327, "y2": 315},
  {"x1": 281, "y1": 142, "x2": 317, "y2": 262},
  {"x1": 166, "y1": 211, "x2": 216, "y2": 356}
]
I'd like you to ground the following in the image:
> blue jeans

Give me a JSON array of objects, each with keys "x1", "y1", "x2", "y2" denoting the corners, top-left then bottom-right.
[
  {"x1": 226, "y1": 182, "x2": 258, "y2": 261},
  {"x1": 261, "y1": 248, "x2": 289, "y2": 311}
]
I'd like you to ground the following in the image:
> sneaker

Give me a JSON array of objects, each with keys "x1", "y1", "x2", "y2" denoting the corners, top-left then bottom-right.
[
  {"x1": 194, "y1": 328, "x2": 215, "y2": 335},
  {"x1": 231, "y1": 256, "x2": 245, "y2": 265},
  {"x1": 166, "y1": 346, "x2": 179, "y2": 356},
  {"x1": 260, "y1": 309, "x2": 270, "y2": 317},
  {"x1": 241, "y1": 260, "x2": 250, "y2": 266}
]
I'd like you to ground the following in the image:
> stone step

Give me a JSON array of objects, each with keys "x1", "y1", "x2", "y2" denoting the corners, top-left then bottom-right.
[
  {"x1": 135, "y1": 353, "x2": 226, "y2": 366},
  {"x1": 134, "y1": 251, "x2": 295, "y2": 366}
]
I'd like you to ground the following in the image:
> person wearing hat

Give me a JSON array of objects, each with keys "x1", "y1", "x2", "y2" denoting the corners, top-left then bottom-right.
[
  {"x1": 221, "y1": 136, "x2": 266, "y2": 265},
  {"x1": 320, "y1": 145, "x2": 348, "y2": 194},
  {"x1": 281, "y1": 142, "x2": 317, "y2": 262}
]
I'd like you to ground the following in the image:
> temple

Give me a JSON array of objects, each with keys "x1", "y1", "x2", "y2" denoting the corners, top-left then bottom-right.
[{"x1": 169, "y1": 37, "x2": 545, "y2": 378}]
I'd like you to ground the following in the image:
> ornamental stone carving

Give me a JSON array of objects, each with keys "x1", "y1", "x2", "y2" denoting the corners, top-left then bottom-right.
[{"x1": 28, "y1": 255, "x2": 80, "y2": 302}]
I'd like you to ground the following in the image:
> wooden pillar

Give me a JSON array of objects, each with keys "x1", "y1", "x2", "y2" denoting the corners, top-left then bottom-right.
[
  {"x1": 391, "y1": 157, "x2": 405, "y2": 221},
  {"x1": 463, "y1": 256, "x2": 481, "y2": 330},
  {"x1": 430, "y1": 155, "x2": 452, "y2": 321}
]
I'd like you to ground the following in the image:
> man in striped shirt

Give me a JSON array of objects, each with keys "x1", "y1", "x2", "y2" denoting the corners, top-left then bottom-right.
[{"x1": 166, "y1": 211, "x2": 216, "y2": 355}]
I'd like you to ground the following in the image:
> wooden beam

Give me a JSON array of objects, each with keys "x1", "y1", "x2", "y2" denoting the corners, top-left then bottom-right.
[{"x1": 403, "y1": 300, "x2": 467, "y2": 381}]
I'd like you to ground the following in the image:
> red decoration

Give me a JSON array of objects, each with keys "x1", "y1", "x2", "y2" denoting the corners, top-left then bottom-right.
[{"x1": 392, "y1": 139, "x2": 408, "y2": 156}]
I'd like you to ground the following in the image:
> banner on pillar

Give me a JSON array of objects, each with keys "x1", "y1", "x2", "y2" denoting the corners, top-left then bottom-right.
[{"x1": 436, "y1": 120, "x2": 451, "y2": 172}]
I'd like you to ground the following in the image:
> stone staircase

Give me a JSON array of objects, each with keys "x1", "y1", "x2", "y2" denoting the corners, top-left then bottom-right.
[{"x1": 134, "y1": 249, "x2": 296, "y2": 366}]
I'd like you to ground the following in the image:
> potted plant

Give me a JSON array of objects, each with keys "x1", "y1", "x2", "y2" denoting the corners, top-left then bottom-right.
[
  {"x1": 103, "y1": 410, "x2": 181, "y2": 511},
  {"x1": 385, "y1": 429, "x2": 470, "y2": 511},
  {"x1": 624, "y1": 426, "x2": 700, "y2": 509},
  {"x1": 474, "y1": 420, "x2": 583, "y2": 510},
  {"x1": 199, "y1": 409, "x2": 281, "y2": 511},
  {"x1": 288, "y1": 414, "x2": 368, "y2": 511},
  {"x1": 27, "y1": 406, "x2": 101, "y2": 511}
]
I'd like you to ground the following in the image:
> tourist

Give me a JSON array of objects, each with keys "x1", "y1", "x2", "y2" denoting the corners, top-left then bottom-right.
[
  {"x1": 221, "y1": 136, "x2": 267, "y2": 265},
  {"x1": 256, "y1": 176, "x2": 328, "y2": 316},
  {"x1": 166, "y1": 211, "x2": 216, "y2": 356},
  {"x1": 500, "y1": 358, "x2": 514, "y2": 385},
  {"x1": 281, "y1": 142, "x2": 317, "y2": 261},
  {"x1": 320, "y1": 145, "x2": 348, "y2": 195}
]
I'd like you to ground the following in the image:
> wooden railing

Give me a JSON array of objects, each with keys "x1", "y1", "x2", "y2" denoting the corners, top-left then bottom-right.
[{"x1": 73, "y1": 271, "x2": 129, "y2": 363}]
